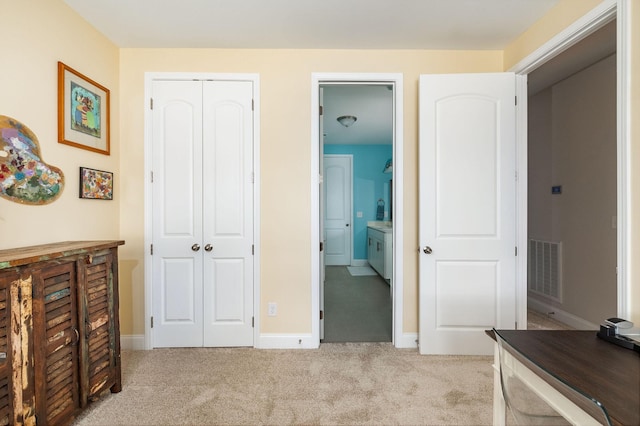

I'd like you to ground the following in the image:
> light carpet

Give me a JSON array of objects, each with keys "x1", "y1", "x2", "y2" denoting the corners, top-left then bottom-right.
[
  {"x1": 73, "y1": 343, "x2": 494, "y2": 425},
  {"x1": 346, "y1": 266, "x2": 377, "y2": 276}
]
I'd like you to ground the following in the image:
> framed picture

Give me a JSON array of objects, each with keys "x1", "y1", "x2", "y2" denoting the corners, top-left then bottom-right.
[
  {"x1": 79, "y1": 167, "x2": 113, "y2": 200},
  {"x1": 58, "y1": 62, "x2": 110, "y2": 155}
]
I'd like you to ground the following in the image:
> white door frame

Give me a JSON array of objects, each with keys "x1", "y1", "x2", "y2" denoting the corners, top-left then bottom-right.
[
  {"x1": 510, "y1": 0, "x2": 630, "y2": 326},
  {"x1": 311, "y1": 73, "x2": 407, "y2": 347},
  {"x1": 143, "y1": 72, "x2": 261, "y2": 350}
]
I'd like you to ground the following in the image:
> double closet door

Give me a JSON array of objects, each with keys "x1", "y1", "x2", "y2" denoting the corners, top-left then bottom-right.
[{"x1": 151, "y1": 79, "x2": 254, "y2": 348}]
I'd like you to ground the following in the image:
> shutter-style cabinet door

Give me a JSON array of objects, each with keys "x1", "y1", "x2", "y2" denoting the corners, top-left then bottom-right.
[
  {"x1": 77, "y1": 251, "x2": 118, "y2": 405},
  {"x1": 31, "y1": 261, "x2": 80, "y2": 425},
  {"x1": 0, "y1": 271, "x2": 15, "y2": 425}
]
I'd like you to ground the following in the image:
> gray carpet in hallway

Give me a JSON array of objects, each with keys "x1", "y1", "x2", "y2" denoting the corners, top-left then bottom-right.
[{"x1": 323, "y1": 266, "x2": 392, "y2": 343}]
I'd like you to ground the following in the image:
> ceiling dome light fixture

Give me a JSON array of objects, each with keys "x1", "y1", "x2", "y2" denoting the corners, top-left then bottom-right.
[{"x1": 337, "y1": 115, "x2": 357, "y2": 127}]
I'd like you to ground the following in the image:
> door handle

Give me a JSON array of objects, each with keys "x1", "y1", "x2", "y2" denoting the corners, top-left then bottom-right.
[
  {"x1": 191, "y1": 244, "x2": 201, "y2": 252},
  {"x1": 204, "y1": 244, "x2": 213, "y2": 252},
  {"x1": 423, "y1": 246, "x2": 432, "y2": 254}
]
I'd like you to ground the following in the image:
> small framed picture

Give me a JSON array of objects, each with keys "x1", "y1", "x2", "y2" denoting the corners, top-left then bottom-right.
[
  {"x1": 58, "y1": 62, "x2": 110, "y2": 155},
  {"x1": 79, "y1": 167, "x2": 113, "y2": 200}
]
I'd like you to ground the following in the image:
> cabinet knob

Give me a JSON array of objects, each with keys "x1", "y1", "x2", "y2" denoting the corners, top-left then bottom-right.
[
  {"x1": 204, "y1": 244, "x2": 213, "y2": 252},
  {"x1": 191, "y1": 244, "x2": 201, "y2": 252}
]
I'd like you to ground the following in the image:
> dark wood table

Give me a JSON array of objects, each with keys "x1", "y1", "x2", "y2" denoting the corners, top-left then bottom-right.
[{"x1": 490, "y1": 330, "x2": 640, "y2": 426}]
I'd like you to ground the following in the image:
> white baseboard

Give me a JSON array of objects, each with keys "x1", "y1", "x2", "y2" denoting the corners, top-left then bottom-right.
[
  {"x1": 122, "y1": 332, "x2": 419, "y2": 350},
  {"x1": 528, "y1": 298, "x2": 599, "y2": 330},
  {"x1": 257, "y1": 333, "x2": 318, "y2": 349},
  {"x1": 120, "y1": 334, "x2": 146, "y2": 350},
  {"x1": 395, "y1": 332, "x2": 418, "y2": 349}
]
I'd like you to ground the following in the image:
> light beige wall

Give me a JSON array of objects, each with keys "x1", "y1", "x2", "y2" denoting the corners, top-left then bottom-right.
[
  {"x1": 0, "y1": 3, "x2": 119, "y2": 246},
  {"x1": 503, "y1": 0, "x2": 604, "y2": 70},
  {"x1": 119, "y1": 49, "x2": 503, "y2": 336},
  {"x1": 529, "y1": 55, "x2": 617, "y2": 324},
  {"x1": 528, "y1": 88, "x2": 553, "y2": 241}
]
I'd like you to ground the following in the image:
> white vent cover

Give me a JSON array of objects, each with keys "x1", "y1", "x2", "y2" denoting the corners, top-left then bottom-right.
[{"x1": 528, "y1": 239, "x2": 562, "y2": 302}]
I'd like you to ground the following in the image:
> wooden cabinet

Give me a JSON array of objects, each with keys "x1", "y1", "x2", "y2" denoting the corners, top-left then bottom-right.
[{"x1": 0, "y1": 241, "x2": 124, "y2": 425}]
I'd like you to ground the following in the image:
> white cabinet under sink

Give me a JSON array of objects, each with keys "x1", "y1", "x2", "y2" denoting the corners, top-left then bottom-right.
[{"x1": 367, "y1": 225, "x2": 392, "y2": 280}]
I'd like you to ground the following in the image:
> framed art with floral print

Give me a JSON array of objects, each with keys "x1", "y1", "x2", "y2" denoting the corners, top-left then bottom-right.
[
  {"x1": 58, "y1": 61, "x2": 110, "y2": 155},
  {"x1": 79, "y1": 167, "x2": 113, "y2": 200}
]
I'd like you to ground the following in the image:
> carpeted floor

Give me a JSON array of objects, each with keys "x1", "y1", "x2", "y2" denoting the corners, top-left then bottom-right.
[
  {"x1": 73, "y1": 343, "x2": 495, "y2": 426},
  {"x1": 323, "y1": 266, "x2": 392, "y2": 343}
]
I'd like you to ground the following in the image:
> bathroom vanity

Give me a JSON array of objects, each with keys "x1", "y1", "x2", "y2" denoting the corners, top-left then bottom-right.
[{"x1": 367, "y1": 222, "x2": 392, "y2": 280}]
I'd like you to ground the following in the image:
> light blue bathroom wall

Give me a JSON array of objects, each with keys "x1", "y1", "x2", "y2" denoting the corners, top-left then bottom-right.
[{"x1": 324, "y1": 145, "x2": 392, "y2": 261}]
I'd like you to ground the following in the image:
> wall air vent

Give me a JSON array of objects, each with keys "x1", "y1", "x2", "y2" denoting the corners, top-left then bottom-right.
[{"x1": 528, "y1": 239, "x2": 563, "y2": 302}]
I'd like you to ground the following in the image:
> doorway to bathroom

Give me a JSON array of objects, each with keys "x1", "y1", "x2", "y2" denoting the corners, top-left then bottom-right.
[{"x1": 317, "y1": 80, "x2": 399, "y2": 343}]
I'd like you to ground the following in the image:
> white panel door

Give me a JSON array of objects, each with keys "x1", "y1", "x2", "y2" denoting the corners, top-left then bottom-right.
[
  {"x1": 324, "y1": 155, "x2": 352, "y2": 266},
  {"x1": 418, "y1": 73, "x2": 517, "y2": 355},
  {"x1": 152, "y1": 80, "x2": 204, "y2": 347},
  {"x1": 202, "y1": 81, "x2": 254, "y2": 347},
  {"x1": 152, "y1": 79, "x2": 254, "y2": 348}
]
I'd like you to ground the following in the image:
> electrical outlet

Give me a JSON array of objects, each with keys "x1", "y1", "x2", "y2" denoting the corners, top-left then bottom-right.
[{"x1": 267, "y1": 302, "x2": 277, "y2": 316}]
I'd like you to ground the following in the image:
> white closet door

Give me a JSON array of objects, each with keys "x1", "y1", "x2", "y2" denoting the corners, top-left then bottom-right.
[
  {"x1": 202, "y1": 81, "x2": 254, "y2": 347},
  {"x1": 152, "y1": 79, "x2": 254, "y2": 348},
  {"x1": 152, "y1": 80, "x2": 204, "y2": 347}
]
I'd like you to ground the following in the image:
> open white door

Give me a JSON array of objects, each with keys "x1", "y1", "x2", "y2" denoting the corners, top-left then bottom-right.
[{"x1": 418, "y1": 73, "x2": 517, "y2": 355}]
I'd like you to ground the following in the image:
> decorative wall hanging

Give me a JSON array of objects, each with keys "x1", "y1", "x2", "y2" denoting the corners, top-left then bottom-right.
[
  {"x1": 58, "y1": 61, "x2": 110, "y2": 155},
  {"x1": 0, "y1": 115, "x2": 65, "y2": 204},
  {"x1": 79, "y1": 167, "x2": 113, "y2": 200}
]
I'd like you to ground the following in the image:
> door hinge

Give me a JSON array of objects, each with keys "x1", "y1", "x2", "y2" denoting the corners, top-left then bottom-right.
[
  {"x1": 252, "y1": 99, "x2": 254, "y2": 111},
  {"x1": 320, "y1": 242, "x2": 324, "y2": 252},
  {"x1": 319, "y1": 105, "x2": 323, "y2": 116},
  {"x1": 252, "y1": 245, "x2": 254, "y2": 255},
  {"x1": 515, "y1": 246, "x2": 518, "y2": 256},
  {"x1": 251, "y1": 172, "x2": 254, "y2": 183},
  {"x1": 150, "y1": 244, "x2": 153, "y2": 255},
  {"x1": 515, "y1": 96, "x2": 517, "y2": 106},
  {"x1": 150, "y1": 316, "x2": 154, "y2": 328},
  {"x1": 150, "y1": 98, "x2": 153, "y2": 110},
  {"x1": 320, "y1": 310, "x2": 324, "y2": 320},
  {"x1": 252, "y1": 316, "x2": 254, "y2": 327},
  {"x1": 151, "y1": 171, "x2": 154, "y2": 183}
]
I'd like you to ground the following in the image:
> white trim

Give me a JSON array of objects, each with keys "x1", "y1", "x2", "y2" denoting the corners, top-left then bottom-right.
[
  {"x1": 528, "y1": 298, "x2": 599, "y2": 330},
  {"x1": 509, "y1": 0, "x2": 630, "y2": 321},
  {"x1": 616, "y1": 0, "x2": 631, "y2": 319},
  {"x1": 143, "y1": 72, "x2": 261, "y2": 349},
  {"x1": 120, "y1": 335, "x2": 146, "y2": 351},
  {"x1": 396, "y1": 332, "x2": 419, "y2": 349},
  {"x1": 311, "y1": 73, "x2": 404, "y2": 348},
  {"x1": 257, "y1": 333, "x2": 317, "y2": 349},
  {"x1": 515, "y1": 75, "x2": 528, "y2": 330},
  {"x1": 509, "y1": 0, "x2": 617, "y2": 75}
]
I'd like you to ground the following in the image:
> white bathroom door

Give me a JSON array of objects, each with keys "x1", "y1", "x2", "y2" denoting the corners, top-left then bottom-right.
[
  {"x1": 324, "y1": 155, "x2": 352, "y2": 266},
  {"x1": 418, "y1": 73, "x2": 517, "y2": 355},
  {"x1": 152, "y1": 78, "x2": 254, "y2": 348}
]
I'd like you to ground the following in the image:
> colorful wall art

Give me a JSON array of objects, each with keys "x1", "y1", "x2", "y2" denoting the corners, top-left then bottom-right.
[
  {"x1": 0, "y1": 115, "x2": 64, "y2": 204},
  {"x1": 79, "y1": 167, "x2": 113, "y2": 200}
]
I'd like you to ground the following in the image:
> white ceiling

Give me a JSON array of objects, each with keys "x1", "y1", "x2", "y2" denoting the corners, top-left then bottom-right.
[
  {"x1": 323, "y1": 85, "x2": 393, "y2": 145},
  {"x1": 63, "y1": 0, "x2": 560, "y2": 50},
  {"x1": 63, "y1": 0, "x2": 614, "y2": 147}
]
